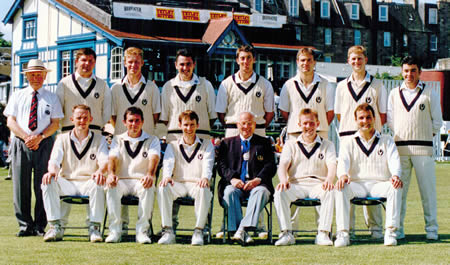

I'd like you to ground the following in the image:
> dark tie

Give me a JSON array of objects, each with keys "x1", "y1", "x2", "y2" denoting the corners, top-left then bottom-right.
[
  {"x1": 28, "y1": 91, "x2": 38, "y2": 131},
  {"x1": 240, "y1": 140, "x2": 250, "y2": 182}
]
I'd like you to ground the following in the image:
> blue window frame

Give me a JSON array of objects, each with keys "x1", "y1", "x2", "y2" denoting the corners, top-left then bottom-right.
[
  {"x1": 22, "y1": 13, "x2": 37, "y2": 40},
  {"x1": 354, "y1": 30, "x2": 361, "y2": 45}
]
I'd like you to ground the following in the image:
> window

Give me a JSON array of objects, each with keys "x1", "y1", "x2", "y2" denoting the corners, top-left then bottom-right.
[
  {"x1": 403, "y1": 34, "x2": 408, "y2": 47},
  {"x1": 321, "y1": 1, "x2": 330, "y2": 19},
  {"x1": 429, "y1": 8, "x2": 437, "y2": 24},
  {"x1": 383, "y1": 32, "x2": 391, "y2": 47},
  {"x1": 324, "y1": 28, "x2": 332, "y2": 45},
  {"x1": 346, "y1": 3, "x2": 359, "y2": 20},
  {"x1": 295, "y1": 27, "x2": 301, "y2": 41},
  {"x1": 23, "y1": 18, "x2": 37, "y2": 40},
  {"x1": 379, "y1": 5, "x2": 388, "y2": 22},
  {"x1": 289, "y1": 0, "x2": 299, "y2": 17},
  {"x1": 255, "y1": 0, "x2": 263, "y2": 13},
  {"x1": 324, "y1": 56, "x2": 331, "y2": 62},
  {"x1": 110, "y1": 47, "x2": 124, "y2": 80},
  {"x1": 430, "y1": 35, "x2": 437, "y2": 51},
  {"x1": 354, "y1": 30, "x2": 361, "y2": 45},
  {"x1": 61, "y1": 51, "x2": 71, "y2": 78}
]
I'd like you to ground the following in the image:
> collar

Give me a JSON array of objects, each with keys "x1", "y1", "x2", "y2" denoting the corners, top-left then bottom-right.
[
  {"x1": 120, "y1": 131, "x2": 150, "y2": 142},
  {"x1": 122, "y1": 74, "x2": 146, "y2": 86},
  {"x1": 239, "y1": 134, "x2": 253, "y2": 142},
  {"x1": 297, "y1": 134, "x2": 322, "y2": 145},
  {"x1": 294, "y1": 73, "x2": 321, "y2": 86},
  {"x1": 354, "y1": 130, "x2": 380, "y2": 144},
  {"x1": 400, "y1": 80, "x2": 424, "y2": 91},
  {"x1": 234, "y1": 72, "x2": 256, "y2": 84},
  {"x1": 348, "y1": 71, "x2": 371, "y2": 84},
  {"x1": 70, "y1": 129, "x2": 93, "y2": 144},
  {"x1": 179, "y1": 135, "x2": 202, "y2": 147},
  {"x1": 75, "y1": 72, "x2": 96, "y2": 81},
  {"x1": 174, "y1": 73, "x2": 199, "y2": 87},
  {"x1": 27, "y1": 86, "x2": 45, "y2": 95}
]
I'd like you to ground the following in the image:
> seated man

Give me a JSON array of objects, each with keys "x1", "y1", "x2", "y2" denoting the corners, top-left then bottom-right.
[
  {"x1": 105, "y1": 107, "x2": 160, "y2": 244},
  {"x1": 335, "y1": 103, "x2": 403, "y2": 247},
  {"x1": 41, "y1": 104, "x2": 108, "y2": 242},
  {"x1": 157, "y1": 110, "x2": 214, "y2": 246},
  {"x1": 217, "y1": 112, "x2": 275, "y2": 245},
  {"x1": 274, "y1": 108, "x2": 336, "y2": 246}
]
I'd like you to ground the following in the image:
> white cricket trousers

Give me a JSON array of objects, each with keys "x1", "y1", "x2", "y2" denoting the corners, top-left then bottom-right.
[
  {"x1": 158, "y1": 181, "x2": 212, "y2": 229},
  {"x1": 335, "y1": 180, "x2": 402, "y2": 232},
  {"x1": 41, "y1": 177, "x2": 105, "y2": 225},
  {"x1": 106, "y1": 179, "x2": 155, "y2": 234},
  {"x1": 399, "y1": 155, "x2": 437, "y2": 234},
  {"x1": 274, "y1": 179, "x2": 334, "y2": 232}
]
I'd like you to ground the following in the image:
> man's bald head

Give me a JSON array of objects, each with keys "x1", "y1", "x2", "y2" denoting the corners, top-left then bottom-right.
[{"x1": 237, "y1": 112, "x2": 256, "y2": 139}]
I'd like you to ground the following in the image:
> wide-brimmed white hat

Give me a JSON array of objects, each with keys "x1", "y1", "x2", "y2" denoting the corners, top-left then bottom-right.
[{"x1": 21, "y1": 59, "x2": 52, "y2": 73}]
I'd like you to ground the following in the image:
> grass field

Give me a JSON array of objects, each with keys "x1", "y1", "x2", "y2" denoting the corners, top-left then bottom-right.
[{"x1": 0, "y1": 163, "x2": 449, "y2": 264}]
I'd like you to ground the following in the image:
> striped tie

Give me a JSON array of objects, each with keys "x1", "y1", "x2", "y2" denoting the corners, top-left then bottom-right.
[{"x1": 28, "y1": 91, "x2": 38, "y2": 131}]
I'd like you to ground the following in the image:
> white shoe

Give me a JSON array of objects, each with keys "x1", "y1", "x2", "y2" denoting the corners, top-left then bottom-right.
[
  {"x1": 258, "y1": 231, "x2": 268, "y2": 240},
  {"x1": 43, "y1": 224, "x2": 63, "y2": 242},
  {"x1": 191, "y1": 229, "x2": 204, "y2": 246},
  {"x1": 384, "y1": 230, "x2": 397, "y2": 246},
  {"x1": 275, "y1": 231, "x2": 295, "y2": 246},
  {"x1": 426, "y1": 232, "x2": 438, "y2": 241},
  {"x1": 371, "y1": 230, "x2": 384, "y2": 240},
  {"x1": 215, "y1": 231, "x2": 224, "y2": 239},
  {"x1": 105, "y1": 232, "x2": 121, "y2": 243},
  {"x1": 136, "y1": 232, "x2": 151, "y2": 244},
  {"x1": 232, "y1": 230, "x2": 253, "y2": 244},
  {"x1": 315, "y1": 231, "x2": 333, "y2": 246},
  {"x1": 89, "y1": 224, "x2": 103, "y2": 243},
  {"x1": 334, "y1": 231, "x2": 350, "y2": 248},
  {"x1": 158, "y1": 228, "x2": 176, "y2": 245}
]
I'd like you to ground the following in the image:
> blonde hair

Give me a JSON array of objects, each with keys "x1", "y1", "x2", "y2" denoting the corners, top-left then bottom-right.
[
  {"x1": 347, "y1": 45, "x2": 367, "y2": 58},
  {"x1": 296, "y1": 48, "x2": 315, "y2": 61},
  {"x1": 299, "y1": 108, "x2": 319, "y2": 121},
  {"x1": 124, "y1": 47, "x2": 144, "y2": 60}
]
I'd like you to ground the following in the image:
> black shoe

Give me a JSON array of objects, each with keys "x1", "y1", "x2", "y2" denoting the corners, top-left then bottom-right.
[
  {"x1": 16, "y1": 229, "x2": 36, "y2": 237},
  {"x1": 4, "y1": 176, "x2": 11, "y2": 180},
  {"x1": 35, "y1": 228, "x2": 45, "y2": 236}
]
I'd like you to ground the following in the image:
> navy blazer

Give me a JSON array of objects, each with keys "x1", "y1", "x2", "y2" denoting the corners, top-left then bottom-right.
[{"x1": 217, "y1": 134, "x2": 276, "y2": 200}]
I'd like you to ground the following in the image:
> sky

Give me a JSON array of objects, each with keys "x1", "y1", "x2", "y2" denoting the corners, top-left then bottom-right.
[{"x1": 0, "y1": 0, "x2": 439, "y2": 41}]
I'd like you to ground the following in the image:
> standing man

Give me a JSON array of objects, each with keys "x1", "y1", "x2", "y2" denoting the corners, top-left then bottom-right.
[
  {"x1": 279, "y1": 48, "x2": 334, "y2": 140},
  {"x1": 41, "y1": 105, "x2": 108, "y2": 242},
  {"x1": 111, "y1": 47, "x2": 160, "y2": 135},
  {"x1": 335, "y1": 45, "x2": 388, "y2": 236},
  {"x1": 56, "y1": 48, "x2": 111, "y2": 132},
  {"x1": 4, "y1": 59, "x2": 63, "y2": 236},
  {"x1": 161, "y1": 49, "x2": 216, "y2": 141},
  {"x1": 105, "y1": 107, "x2": 160, "y2": 244},
  {"x1": 216, "y1": 45, "x2": 275, "y2": 137},
  {"x1": 274, "y1": 108, "x2": 336, "y2": 246},
  {"x1": 158, "y1": 110, "x2": 214, "y2": 246},
  {"x1": 387, "y1": 56, "x2": 443, "y2": 240},
  {"x1": 217, "y1": 112, "x2": 275, "y2": 244},
  {"x1": 335, "y1": 103, "x2": 403, "y2": 247}
]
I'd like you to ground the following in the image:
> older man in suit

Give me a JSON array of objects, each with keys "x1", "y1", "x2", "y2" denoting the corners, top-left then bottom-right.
[{"x1": 217, "y1": 111, "x2": 276, "y2": 245}]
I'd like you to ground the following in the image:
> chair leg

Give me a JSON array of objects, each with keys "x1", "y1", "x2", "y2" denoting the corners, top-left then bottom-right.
[
  {"x1": 102, "y1": 209, "x2": 108, "y2": 238},
  {"x1": 268, "y1": 201, "x2": 273, "y2": 244},
  {"x1": 222, "y1": 208, "x2": 227, "y2": 244}
]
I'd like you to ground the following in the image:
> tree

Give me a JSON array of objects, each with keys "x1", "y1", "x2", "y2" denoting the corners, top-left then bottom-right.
[{"x1": 0, "y1": 32, "x2": 11, "y2": 47}]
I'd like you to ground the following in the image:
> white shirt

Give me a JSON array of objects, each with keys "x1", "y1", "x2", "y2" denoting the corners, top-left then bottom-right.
[
  {"x1": 387, "y1": 81, "x2": 443, "y2": 134},
  {"x1": 160, "y1": 73, "x2": 217, "y2": 121},
  {"x1": 48, "y1": 130, "x2": 109, "y2": 169},
  {"x1": 109, "y1": 131, "x2": 160, "y2": 158},
  {"x1": 111, "y1": 75, "x2": 161, "y2": 116},
  {"x1": 334, "y1": 72, "x2": 387, "y2": 114},
  {"x1": 279, "y1": 73, "x2": 335, "y2": 112},
  {"x1": 4, "y1": 86, "x2": 64, "y2": 136},
  {"x1": 162, "y1": 136, "x2": 215, "y2": 180},
  {"x1": 215, "y1": 72, "x2": 275, "y2": 113},
  {"x1": 337, "y1": 130, "x2": 401, "y2": 178},
  {"x1": 280, "y1": 134, "x2": 336, "y2": 166}
]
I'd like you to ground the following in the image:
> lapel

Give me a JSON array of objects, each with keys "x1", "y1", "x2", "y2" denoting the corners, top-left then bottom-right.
[
  {"x1": 399, "y1": 84, "x2": 425, "y2": 112},
  {"x1": 355, "y1": 136, "x2": 380, "y2": 157},
  {"x1": 232, "y1": 74, "x2": 260, "y2": 95},
  {"x1": 72, "y1": 73, "x2": 97, "y2": 99},
  {"x1": 122, "y1": 82, "x2": 146, "y2": 105},
  {"x1": 124, "y1": 140, "x2": 146, "y2": 159},
  {"x1": 70, "y1": 131, "x2": 94, "y2": 160},
  {"x1": 347, "y1": 75, "x2": 373, "y2": 102},
  {"x1": 294, "y1": 81, "x2": 319, "y2": 104}
]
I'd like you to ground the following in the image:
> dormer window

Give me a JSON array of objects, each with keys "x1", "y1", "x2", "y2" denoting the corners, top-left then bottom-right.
[
  {"x1": 255, "y1": 0, "x2": 263, "y2": 13},
  {"x1": 22, "y1": 14, "x2": 37, "y2": 40},
  {"x1": 321, "y1": 1, "x2": 330, "y2": 19},
  {"x1": 289, "y1": 0, "x2": 299, "y2": 17},
  {"x1": 379, "y1": 5, "x2": 388, "y2": 22},
  {"x1": 429, "y1": 8, "x2": 437, "y2": 24},
  {"x1": 346, "y1": 3, "x2": 359, "y2": 20}
]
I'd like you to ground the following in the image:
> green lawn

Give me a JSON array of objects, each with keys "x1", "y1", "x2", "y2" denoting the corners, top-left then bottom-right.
[{"x1": 0, "y1": 164, "x2": 449, "y2": 264}]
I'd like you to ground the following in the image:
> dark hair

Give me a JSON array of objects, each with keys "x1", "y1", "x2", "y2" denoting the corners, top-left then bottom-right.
[
  {"x1": 401, "y1": 56, "x2": 422, "y2": 71},
  {"x1": 123, "y1": 106, "x2": 144, "y2": 121},
  {"x1": 354, "y1": 103, "x2": 375, "y2": 119},
  {"x1": 176, "y1": 48, "x2": 194, "y2": 62},
  {"x1": 75, "y1": 48, "x2": 97, "y2": 61},
  {"x1": 236, "y1": 45, "x2": 255, "y2": 58},
  {"x1": 178, "y1": 110, "x2": 199, "y2": 124}
]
